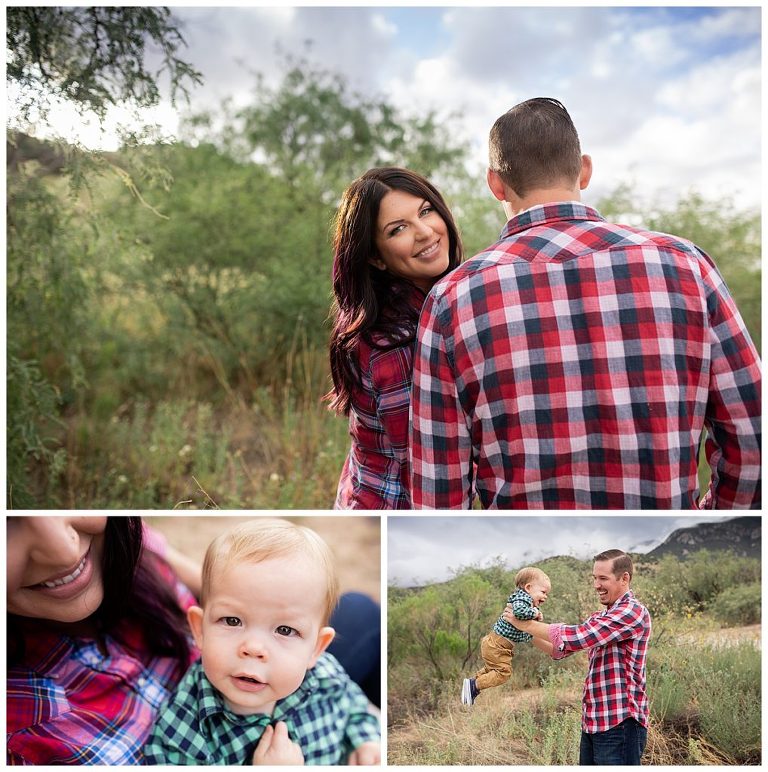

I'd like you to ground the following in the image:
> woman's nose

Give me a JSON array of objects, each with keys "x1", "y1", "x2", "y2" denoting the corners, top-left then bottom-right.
[
  {"x1": 414, "y1": 219, "x2": 433, "y2": 240},
  {"x1": 27, "y1": 518, "x2": 83, "y2": 567}
]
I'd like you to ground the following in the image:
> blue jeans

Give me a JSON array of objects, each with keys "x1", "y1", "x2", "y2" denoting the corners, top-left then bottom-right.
[
  {"x1": 579, "y1": 718, "x2": 647, "y2": 765},
  {"x1": 328, "y1": 592, "x2": 381, "y2": 707}
]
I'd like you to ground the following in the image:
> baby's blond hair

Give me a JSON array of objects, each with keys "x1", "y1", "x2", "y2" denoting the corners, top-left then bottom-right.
[
  {"x1": 200, "y1": 519, "x2": 340, "y2": 623},
  {"x1": 514, "y1": 566, "x2": 550, "y2": 589}
]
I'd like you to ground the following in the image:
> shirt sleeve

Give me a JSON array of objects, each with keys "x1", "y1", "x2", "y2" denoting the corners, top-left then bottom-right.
[
  {"x1": 410, "y1": 289, "x2": 474, "y2": 508},
  {"x1": 511, "y1": 600, "x2": 538, "y2": 621},
  {"x1": 341, "y1": 678, "x2": 381, "y2": 756},
  {"x1": 557, "y1": 603, "x2": 647, "y2": 654},
  {"x1": 697, "y1": 249, "x2": 761, "y2": 509},
  {"x1": 369, "y1": 346, "x2": 413, "y2": 470}
]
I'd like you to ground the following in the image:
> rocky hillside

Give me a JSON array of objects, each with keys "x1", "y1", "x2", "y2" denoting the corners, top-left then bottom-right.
[{"x1": 644, "y1": 516, "x2": 760, "y2": 560}]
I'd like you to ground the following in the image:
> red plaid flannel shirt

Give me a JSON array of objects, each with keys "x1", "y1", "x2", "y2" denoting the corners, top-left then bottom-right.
[
  {"x1": 410, "y1": 202, "x2": 761, "y2": 509},
  {"x1": 549, "y1": 590, "x2": 651, "y2": 733},
  {"x1": 335, "y1": 288, "x2": 427, "y2": 509}
]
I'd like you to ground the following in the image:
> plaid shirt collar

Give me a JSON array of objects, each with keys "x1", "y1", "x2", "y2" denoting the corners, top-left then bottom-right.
[
  {"x1": 602, "y1": 590, "x2": 634, "y2": 612},
  {"x1": 195, "y1": 657, "x2": 322, "y2": 728},
  {"x1": 500, "y1": 201, "x2": 605, "y2": 239}
]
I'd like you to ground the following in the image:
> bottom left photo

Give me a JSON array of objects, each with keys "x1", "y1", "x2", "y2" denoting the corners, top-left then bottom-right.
[{"x1": 6, "y1": 515, "x2": 382, "y2": 766}]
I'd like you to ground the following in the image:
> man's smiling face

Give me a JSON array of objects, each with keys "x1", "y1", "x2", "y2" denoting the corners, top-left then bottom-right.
[{"x1": 592, "y1": 559, "x2": 629, "y2": 607}]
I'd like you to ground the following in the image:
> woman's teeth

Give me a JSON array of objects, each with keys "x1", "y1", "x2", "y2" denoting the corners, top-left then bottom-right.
[
  {"x1": 41, "y1": 556, "x2": 86, "y2": 588},
  {"x1": 417, "y1": 242, "x2": 439, "y2": 258}
]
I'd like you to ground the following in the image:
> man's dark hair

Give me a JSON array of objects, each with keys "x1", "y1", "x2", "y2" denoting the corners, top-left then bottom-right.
[
  {"x1": 489, "y1": 97, "x2": 582, "y2": 197},
  {"x1": 593, "y1": 548, "x2": 633, "y2": 581}
]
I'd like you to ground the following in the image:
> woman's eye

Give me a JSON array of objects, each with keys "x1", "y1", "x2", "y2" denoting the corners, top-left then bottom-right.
[
  {"x1": 276, "y1": 625, "x2": 298, "y2": 637},
  {"x1": 420, "y1": 206, "x2": 434, "y2": 216},
  {"x1": 221, "y1": 616, "x2": 241, "y2": 627},
  {"x1": 388, "y1": 224, "x2": 405, "y2": 237}
]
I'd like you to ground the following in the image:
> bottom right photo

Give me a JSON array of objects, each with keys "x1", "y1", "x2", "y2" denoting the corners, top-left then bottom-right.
[{"x1": 387, "y1": 515, "x2": 761, "y2": 767}]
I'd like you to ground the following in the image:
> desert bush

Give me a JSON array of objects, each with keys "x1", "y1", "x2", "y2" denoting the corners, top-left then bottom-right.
[{"x1": 709, "y1": 582, "x2": 761, "y2": 626}]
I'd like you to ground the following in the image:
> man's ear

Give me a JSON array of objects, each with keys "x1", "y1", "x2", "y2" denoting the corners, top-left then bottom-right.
[
  {"x1": 309, "y1": 626, "x2": 336, "y2": 667},
  {"x1": 486, "y1": 168, "x2": 507, "y2": 202},
  {"x1": 579, "y1": 154, "x2": 593, "y2": 190},
  {"x1": 187, "y1": 605, "x2": 205, "y2": 649}
]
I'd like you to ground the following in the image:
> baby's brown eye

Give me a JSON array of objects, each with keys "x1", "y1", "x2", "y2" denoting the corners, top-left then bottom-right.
[
  {"x1": 276, "y1": 625, "x2": 297, "y2": 636},
  {"x1": 223, "y1": 616, "x2": 241, "y2": 627}
]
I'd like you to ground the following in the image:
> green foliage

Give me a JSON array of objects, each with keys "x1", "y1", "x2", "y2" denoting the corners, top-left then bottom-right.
[
  {"x1": 694, "y1": 644, "x2": 761, "y2": 761},
  {"x1": 640, "y1": 549, "x2": 761, "y2": 615},
  {"x1": 7, "y1": 6, "x2": 201, "y2": 120},
  {"x1": 710, "y1": 582, "x2": 761, "y2": 626}
]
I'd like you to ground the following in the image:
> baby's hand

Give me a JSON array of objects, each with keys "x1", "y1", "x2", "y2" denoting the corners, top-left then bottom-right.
[
  {"x1": 348, "y1": 741, "x2": 381, "y2": 766},
  {"x1": 252, "y1": 722, "x2": 304, "y2": 766}
]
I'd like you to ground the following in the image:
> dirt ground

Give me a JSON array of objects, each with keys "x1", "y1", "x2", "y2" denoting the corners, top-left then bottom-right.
[{"x1": 145, "y1": 515, "x2": 381, "y2": 602}]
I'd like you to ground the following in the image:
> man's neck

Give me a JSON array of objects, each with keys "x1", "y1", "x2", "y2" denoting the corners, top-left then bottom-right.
[{"x1": 504, "y1": 188, "x2": 582, "y2": 220}]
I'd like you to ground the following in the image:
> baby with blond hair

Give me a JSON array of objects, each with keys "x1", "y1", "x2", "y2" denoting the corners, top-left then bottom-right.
[
  {"x1": 462, "y1": 566, "x2": 553, "y2": 706},
  {"x1": 144, "y1": 518, "x2": 380, "y2": 765}
]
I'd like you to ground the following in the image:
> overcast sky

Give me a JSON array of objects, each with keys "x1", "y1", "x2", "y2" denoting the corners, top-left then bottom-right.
[
  {"x1": 387, "y1": 514, "x2": 737, "y2": 587},
  {"x1": 17, "y1": 5, "x2": 761, "y2": 212}
]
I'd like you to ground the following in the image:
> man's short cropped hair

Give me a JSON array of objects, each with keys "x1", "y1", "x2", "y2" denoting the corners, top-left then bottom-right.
[
  {"x1": 514, "y1": 566, "x2": 549, "y2": 589},
  {"x1": 489, "y1": 97, "x2": 582, "y2": 197},
  {"x1": 200, "y1": 518, "x2": 340, "y2": 623},
  {"x1": 593, "y1": 549, "x2": 634, "y2": 581}
]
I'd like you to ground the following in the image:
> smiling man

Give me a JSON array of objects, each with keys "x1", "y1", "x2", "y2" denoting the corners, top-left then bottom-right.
[{"x1": 507, "y1": 549, "x2": 651, "y2": 765}]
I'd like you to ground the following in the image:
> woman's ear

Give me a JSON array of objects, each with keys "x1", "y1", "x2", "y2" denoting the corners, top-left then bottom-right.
[
  {"x1": 368, "y1": 256, "x2": 387, "y2": 271},
  {"x1": 309, "y1": 626, "x2": 336, "y2": 667},
  {"x1": 187, "y1": 605, "x2": 205, "y2": 649}
]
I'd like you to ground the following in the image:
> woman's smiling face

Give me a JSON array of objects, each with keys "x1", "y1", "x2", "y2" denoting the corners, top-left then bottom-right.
[
  {"x1": 370, "y1": 189, "x2": 451, "y2": 291},
  {"x1": 7, "y1": 516, "x2": 107, "y2": 623}
]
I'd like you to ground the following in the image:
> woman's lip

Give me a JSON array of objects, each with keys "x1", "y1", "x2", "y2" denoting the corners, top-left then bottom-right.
[
  {"x1": 27, "y1": 548, "x2": 91, "y2": 587},
  {"x1": 414, "y1": 239, "x2": 440, "y2": 259},
  {"x1": 25, "y1": 549, "x2": 95, "y2": 600}
]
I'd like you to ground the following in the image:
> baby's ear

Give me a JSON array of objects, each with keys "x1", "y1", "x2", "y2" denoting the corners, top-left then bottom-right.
[
  {"x1": 309, "y1": 626, "x2": 336, "y2": 667},
  {"x1": 187, "y1": 605, "x2": 205, "y2": 649}
]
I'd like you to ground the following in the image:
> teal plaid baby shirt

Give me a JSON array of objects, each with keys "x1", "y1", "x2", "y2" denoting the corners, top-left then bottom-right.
[
  {"x1": 492, "y1": 587, "x2": 537, "y2": 643},
  {"x1": 143, "y1": 653, "x2": 380, "y2": 765}
]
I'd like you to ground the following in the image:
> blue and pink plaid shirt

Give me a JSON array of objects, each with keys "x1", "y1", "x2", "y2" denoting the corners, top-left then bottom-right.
[
  {"x1": 410, "y1": 202, "x2": 761, "y2": 509},
  {"x1": 6, "y1": 543, "x2": 197, "y2": 765},
  {"x1": 549, "y1": 590, "x2": 651, "y2": 733}
]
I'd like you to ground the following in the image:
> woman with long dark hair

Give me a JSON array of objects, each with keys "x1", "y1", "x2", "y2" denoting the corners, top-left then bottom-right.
[
  {"x1": 6, "y1": 516, "x2": 195, "y2": 764},
  {"x1": 328, "y1": 167, "x2": 463, "y2": 508}
]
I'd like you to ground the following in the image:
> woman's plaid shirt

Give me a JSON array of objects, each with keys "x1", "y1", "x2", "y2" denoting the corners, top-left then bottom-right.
[
  {"x1": 410, "y1": 202, "x2": 761, "y2": 509},
  {"x1": 549, "y1": 590, "x2": 650, "y2": 733},
  {"x1": 143, "y1": 654, "x2": 380, "y2": 765}
]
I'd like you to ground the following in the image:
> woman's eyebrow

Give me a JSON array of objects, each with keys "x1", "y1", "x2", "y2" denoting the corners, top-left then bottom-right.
[{"x1": 381, "y1": 200, "x2": 431, "y2": 231}]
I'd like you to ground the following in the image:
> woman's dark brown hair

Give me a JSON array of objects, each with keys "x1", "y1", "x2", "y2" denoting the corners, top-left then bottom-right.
[{"x1": 327, "y1": 167, "x2": 463, "y2": 415}]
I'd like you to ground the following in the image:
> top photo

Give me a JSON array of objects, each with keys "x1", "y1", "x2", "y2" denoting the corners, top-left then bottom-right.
[{"x1": 7, "y1": 6, "x2": 761, "y2": 510}]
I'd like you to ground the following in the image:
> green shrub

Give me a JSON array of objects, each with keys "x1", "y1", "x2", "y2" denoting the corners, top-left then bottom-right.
[
  {"x1": 694, "y1": 644, "x2": 761, "y2": 761},
  {"x1": 709, "y1": 582, "x2": 761, "y2": 626}
]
